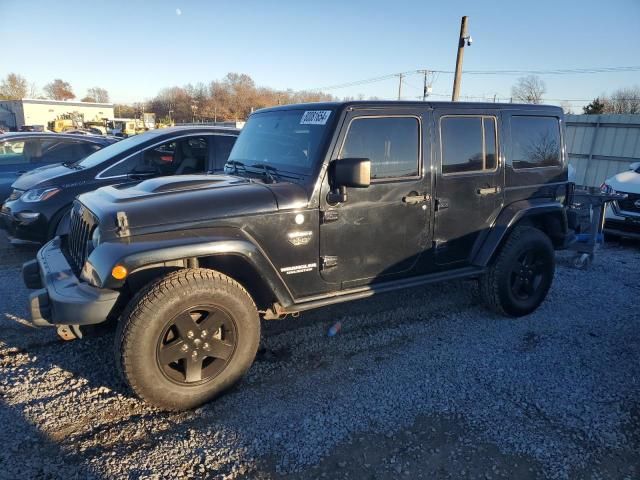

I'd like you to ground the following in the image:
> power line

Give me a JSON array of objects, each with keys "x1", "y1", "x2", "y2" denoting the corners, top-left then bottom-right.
[{"x1": 311, "y1": 65, "x2": 640, "y2": 91}]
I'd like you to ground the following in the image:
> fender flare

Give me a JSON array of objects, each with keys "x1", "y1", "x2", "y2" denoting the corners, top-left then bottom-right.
[
  {"x1": 88, "y1": 229, "x2": 294, "y2": 306},
  {"x1": 472, "y1": 200, "x2": 566, "y2": 267}
]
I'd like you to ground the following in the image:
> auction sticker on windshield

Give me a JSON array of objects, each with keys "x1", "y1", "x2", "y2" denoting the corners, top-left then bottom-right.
[{"x1": 300, "y1": 110, "x2": 331, "y2": 125}]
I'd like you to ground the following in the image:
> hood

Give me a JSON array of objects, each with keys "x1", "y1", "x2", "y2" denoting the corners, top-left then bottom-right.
[
  {"x1": 12, "y1": 163, "x2": 78, "y2": 190},
  {"x1": 606, "y1": 170, "x2": 640, "y2": 194},
  {"x1": 78, "y1": 174, "x2": 309, "y2": 236}
]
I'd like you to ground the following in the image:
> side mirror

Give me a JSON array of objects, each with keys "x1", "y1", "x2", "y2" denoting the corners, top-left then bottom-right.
[
  {"x1": 331, "y1": 158, "x2": 371, "y2": 188},
  {"x1": 629, "y1": 162, "x2": 640, "y2": 171},
  {"x1": 327, "y1": 158, "x2": 371, "y2": 204}
]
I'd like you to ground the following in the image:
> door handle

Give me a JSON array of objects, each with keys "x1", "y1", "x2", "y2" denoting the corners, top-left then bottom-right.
[
  {"x1": 403, "y1": 193, "x2": 430, "y2": 205},
  {"x1": 477, "y1": 186, "x2": 500, "y2": 195}
]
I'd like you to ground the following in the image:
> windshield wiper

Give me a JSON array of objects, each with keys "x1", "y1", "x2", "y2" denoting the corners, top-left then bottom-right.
[
  {"x1": 251, "y1": 163, "x2": 279, "y2": 184},
  {"x1": 225, "y1": 160, "x2": 248, "y2": 175}
]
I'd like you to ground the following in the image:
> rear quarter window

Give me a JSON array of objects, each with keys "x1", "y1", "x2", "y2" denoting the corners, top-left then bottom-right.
[{"x1": 511, "y1": 116, "x2": 561, "y2": 169}]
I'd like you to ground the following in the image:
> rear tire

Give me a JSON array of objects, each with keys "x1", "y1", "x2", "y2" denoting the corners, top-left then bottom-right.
[
  {"x1": 115, "y1": 268, "x2": 260, "y2": 410},
  {"x1": 480, "y1": 226, "x2": 555, "y2": 317}
]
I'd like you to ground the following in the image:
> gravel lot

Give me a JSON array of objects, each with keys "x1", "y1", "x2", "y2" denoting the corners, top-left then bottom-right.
[{"x1": 0, "y1": 231, "x2": 639, "y2": 480}]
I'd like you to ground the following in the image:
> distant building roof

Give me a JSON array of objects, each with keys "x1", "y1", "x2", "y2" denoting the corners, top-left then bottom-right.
[{"x1": 0, "y1": 98, "x2": 114, "y2": 108}]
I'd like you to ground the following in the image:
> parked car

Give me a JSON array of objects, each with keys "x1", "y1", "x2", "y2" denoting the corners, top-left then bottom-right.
[
  {"x1": 0, "y1": 132, "x2": 118, "y2": 203},
  {"x1": 1, "y1": 126, "x2": 239, "y2": 245},
  {"x1": 602, "y1": 161, "x2": 640, "y2": 239},
  {"x1": 22, "y1": 101, "x2": 572, "y2": 410}
]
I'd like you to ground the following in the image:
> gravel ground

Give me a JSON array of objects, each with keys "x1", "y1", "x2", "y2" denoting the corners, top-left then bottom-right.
[{"x1": 0, "y1": 231, "x2": 639, "y2": 479}]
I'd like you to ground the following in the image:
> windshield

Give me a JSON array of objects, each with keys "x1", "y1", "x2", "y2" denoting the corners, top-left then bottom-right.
[
  {"x1": 76, "y1": 132, "x2": 161, "y2": 169},
  {"x1": 227, "y1": 109, "x2": 333, "y2": 174}
]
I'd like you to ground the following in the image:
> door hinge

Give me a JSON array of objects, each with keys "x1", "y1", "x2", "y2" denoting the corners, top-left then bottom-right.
[
  {"x1": 321, "y1": 209, "x2": 339, "y2": 224},
  {"x1": 320, "y1": 256, "x2": 338, "y2": 270}
]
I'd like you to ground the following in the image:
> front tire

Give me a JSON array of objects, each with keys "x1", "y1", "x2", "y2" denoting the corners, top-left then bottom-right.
[
  {"x1": 115, "y1": 268, "x2": 260, "y2": 410},
  {"x1": 480, "y1": 226, "x2": 555, "y2": 317}
]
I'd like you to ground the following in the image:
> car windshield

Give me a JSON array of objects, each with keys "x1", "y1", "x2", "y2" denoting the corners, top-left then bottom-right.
[
  {"x1": 75, "y1": 132, "x2": 159, "y2": 169},
  {"x1": 227, "y1": 109, "x2": 334, "y2": 174}
]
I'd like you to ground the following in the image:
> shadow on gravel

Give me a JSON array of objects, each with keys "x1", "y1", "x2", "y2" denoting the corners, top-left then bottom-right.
[{"x1": 0, "y1": 401, "x2": 97, "y2": 479}]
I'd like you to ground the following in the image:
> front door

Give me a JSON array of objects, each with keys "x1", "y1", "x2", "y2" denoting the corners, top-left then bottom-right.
[
  {"x1": 433, "y1": 110, "x2": 503, "y2": 265},
  {"x1": 319, "y1": 109, "x2": 431, "y2": 289}
]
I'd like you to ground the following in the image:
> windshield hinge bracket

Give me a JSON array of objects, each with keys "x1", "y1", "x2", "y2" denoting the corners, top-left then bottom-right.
[{"x1": 116, "y1": 211, "x2": 130, "y2": 238}]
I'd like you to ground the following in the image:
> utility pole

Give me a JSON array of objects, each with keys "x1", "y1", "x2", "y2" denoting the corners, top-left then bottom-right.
[
  {"x1": 420, "y1": 70, "x2": 430, "y2": 101},
  {"x1": 452, "y1": 16, "x2": 470, "y2": 101},
  {"x1": 397, "y1": 73, "x2": 403, "y2": 100}
]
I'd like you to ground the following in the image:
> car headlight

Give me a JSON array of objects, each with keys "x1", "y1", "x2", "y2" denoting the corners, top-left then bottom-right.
[
  {"x1": 600, "y1": 183, "x2": 615, "y2": 194},
  {"x1": 91, "y1": 227, "x2": 101, "y2": 249},
  {"x1": 21, "y1": 187, "x2": 61, "y2": 202}
]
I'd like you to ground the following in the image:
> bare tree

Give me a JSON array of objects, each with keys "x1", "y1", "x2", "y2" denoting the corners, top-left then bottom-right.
[
  {"x1": 28, "y1": 82, "x2": 40, "y2": 98},
  {"x1": 0, "y1": 73, "x2": 28, "y2": 99},
  {"x1": 44, "y1": 79, "x2": 75, "y2": 100},
  {"x1": 560, "y1": 101, "x2": 573, "y2": 114},
  {"x1": 82, "y1": 87, "x2": 110, "y2": 103},
  {"x1": 511, "y1": 75, "x2": 546, "y2": 104},
  {"x1": 604, "y1": 86, "x2": 640, "y2": 114},
  {"x1": 144, "y1": 73, "x2": 335, "y2": 123}
]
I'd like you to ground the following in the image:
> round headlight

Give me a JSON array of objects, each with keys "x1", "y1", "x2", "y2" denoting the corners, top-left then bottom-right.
[{"x1": 91, "y1": 228, "x2": 101, "y2": 249}]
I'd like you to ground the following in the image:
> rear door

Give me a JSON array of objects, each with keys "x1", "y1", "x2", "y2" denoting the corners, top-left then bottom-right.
[{"x1": 433, "y1": 109, "x2": 503, "y2": 265}]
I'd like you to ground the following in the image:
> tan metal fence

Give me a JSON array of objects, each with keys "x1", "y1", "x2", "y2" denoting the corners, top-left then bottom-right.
[{"x1": 565, "y1": 114, "x2": 640, "y2": 187}]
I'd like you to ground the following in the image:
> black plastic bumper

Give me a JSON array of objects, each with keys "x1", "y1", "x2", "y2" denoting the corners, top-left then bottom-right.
[
  {"x1": 0, "y1": 209, "x2": 46, "y2": 244},
  {"x1": 22, "y1": 238, "x2": 120, "y2": 327},
  {"x1": 604, "y1": 218, "x2": 640, "y2": 240}
]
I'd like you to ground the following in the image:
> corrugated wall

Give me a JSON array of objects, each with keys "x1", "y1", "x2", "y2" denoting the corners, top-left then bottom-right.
[{"x1": 565, "y1": 114, "x2": 640, "y2": 187}]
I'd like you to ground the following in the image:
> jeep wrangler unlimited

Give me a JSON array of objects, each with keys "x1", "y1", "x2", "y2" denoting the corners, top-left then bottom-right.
[{"x1": 22, "y1": 102, "x2": 572, "y2": 410}]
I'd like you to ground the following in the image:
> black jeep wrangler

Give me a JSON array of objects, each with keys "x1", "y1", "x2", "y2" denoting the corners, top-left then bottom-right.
[{"x1": 22, "y1": 101, "x2": 572, "y2": 410}]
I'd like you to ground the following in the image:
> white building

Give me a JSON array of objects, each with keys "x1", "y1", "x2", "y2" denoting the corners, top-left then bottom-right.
[{"x1": 0, "y1": 98, "x2": 115, "y2": 130}]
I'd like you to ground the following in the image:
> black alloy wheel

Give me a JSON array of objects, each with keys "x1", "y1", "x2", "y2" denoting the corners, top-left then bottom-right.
[{"x1": 156, "y1": 305, "x2": 237, "y2": 385}]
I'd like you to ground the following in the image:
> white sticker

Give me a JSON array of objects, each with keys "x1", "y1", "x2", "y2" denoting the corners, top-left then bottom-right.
[{"x1": 300, "y1": 110, "x2": 331, "y2": 125}]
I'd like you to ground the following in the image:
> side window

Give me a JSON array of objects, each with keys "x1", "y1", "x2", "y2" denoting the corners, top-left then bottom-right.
[
  {"x1": 213, "y1": 135, "x2": 237, "y2": 170},
  {"x1": 40, "y1": 140, "x2": 97, "y2": 164},
  {"x1": 102, "y1": 141, "x2": 176, "y2": 177},
  {"x1": 173, "y1": 137, "x2": 208, "y2": 174},
  {"x1": 0, "y1": 139, "x2": 30, "y2": 165},
  {"x1": 440, "y1": 116, "x2": 498, "y2": 174},
  {"x1": 339, "y1": 117, "x2": 420, "y2": 180},
  {"x1": 511, "y1": 116, "x2": 561, "y2": 169},
  {"x1": 102, "y1": 152, "x2": 147, "y2": 177}
]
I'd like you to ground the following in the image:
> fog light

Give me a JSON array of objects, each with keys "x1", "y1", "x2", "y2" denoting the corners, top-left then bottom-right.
[
  {"x1": 17, "y1": 212, "x2": 40, "y2": 221},
  {"x1": 111, "y1": 265, "x2": 128, "y2": 280}
]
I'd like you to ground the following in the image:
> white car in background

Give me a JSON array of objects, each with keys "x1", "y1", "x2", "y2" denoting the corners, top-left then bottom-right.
[{"x1": 602, "y1": 162, "x2": 640, "y2": 239}]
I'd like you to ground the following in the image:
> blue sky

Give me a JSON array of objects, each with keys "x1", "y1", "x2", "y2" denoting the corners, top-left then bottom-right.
[{"x1": 1, "y1": 0, "x2": 638, "y2": 110}]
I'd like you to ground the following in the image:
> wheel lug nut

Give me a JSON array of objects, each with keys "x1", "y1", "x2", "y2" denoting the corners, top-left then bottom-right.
[
  {"x1": 201, "y1": 330, "x2": 207, "y2": 338},
  {"x1": 181, "y1": 344, "x2": 189, "y2": 352},
  {"x1": 187, "y1": 330, "x2": 195, "y2": 339},
  {"x1": 203, "y1": 343, "x2": 210, "y2": 350}
]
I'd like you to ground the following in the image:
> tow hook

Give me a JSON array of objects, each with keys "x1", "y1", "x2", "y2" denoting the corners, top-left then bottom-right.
[{"x1": 56, "y1": 325, "x2": 83, "y2": 341}]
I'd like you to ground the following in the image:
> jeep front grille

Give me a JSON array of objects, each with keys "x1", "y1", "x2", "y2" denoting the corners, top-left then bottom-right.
[
  {"x1": 616, "y1": 191, "x2": 640, "y2": 214},
  {"x1": 65, "y1": 201, "x2": 97, "y2": 275}
]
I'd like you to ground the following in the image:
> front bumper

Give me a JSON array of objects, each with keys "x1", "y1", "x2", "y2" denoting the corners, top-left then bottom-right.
[
  {"x1": 1, "y1": 202, "x2": 48, "y2": 244},
  {"x1": 22, "y1": 237, "x2": 120, "y2": 327},
  {"x1": 605, "y1": 204, "x2": 640, "y2": 239}
]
